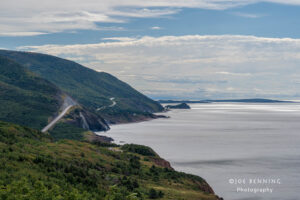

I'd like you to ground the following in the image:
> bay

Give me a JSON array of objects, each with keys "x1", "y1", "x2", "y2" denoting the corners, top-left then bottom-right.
[{"x1": 99, "y1": 103, "x2": 300, "y2": 200}]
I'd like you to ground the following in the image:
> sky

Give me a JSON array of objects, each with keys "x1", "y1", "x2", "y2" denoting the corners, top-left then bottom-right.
[{"x1": 1, "y1": 0, "x2": 300, "y2": 100}]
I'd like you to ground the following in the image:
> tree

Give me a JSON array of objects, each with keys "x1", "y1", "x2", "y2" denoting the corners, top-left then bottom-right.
[{"x1": 149, "y1": 188, "x2": 158, "y2": 199}]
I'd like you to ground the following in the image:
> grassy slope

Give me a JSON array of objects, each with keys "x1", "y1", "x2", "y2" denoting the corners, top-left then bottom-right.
[
  {"x1": 0, "y1": 50, "x2": 164, "y2": 123},
  {"x1": 0, "y1": 56, "x2": 61, "y2": 130},
  {"x1": 0, "y1": 121, "x2": 219, "y2": 200}
]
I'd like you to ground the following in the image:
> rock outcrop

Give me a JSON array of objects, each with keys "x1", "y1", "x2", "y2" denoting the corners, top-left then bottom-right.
[
  {"x1": 151, "y1": 157, "x2": 174, "y2": 170},
  {"x1": 165, "y1": 103, "x2": 191, "y2": 109},
  {"x1": 63, "y1": 106, "x2": 110, "y2": 132}
]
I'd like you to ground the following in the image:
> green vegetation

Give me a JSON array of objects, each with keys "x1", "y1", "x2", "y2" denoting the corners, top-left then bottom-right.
[
  {"x1": 0, "y1": 121, "x2": 219, "y2": 200},
  {"x1": 0, "y1": 50, "x2": 164, "y2": 123},
  {"x1": 48, "y1": 122, "x2": 86, "y2": 141},
  {"x1": 121, "y1": 144, "x2": 157, "y2": 157},
  {"x1": 0, "y1": 56, "x2": 61, "y2": 130},
  {"x1": 0, "y1": 51, "x2": 220, "y2": 199},
  {"x1": 149, "y1": 188, "x2": 164, "y2": 199}
]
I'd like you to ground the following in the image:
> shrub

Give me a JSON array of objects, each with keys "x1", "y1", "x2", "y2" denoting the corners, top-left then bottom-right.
[
  {"x1": 148, "y1": 188, "x2": 164, "y2": 199},
  {"x1": 121, "y1": 144, "x2": 156, "y2": 156}
]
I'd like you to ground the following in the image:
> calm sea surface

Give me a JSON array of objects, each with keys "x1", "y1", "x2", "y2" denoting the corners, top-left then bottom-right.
[{"x1": 99, "y1": 103, "x2": 300, "y2": 200}]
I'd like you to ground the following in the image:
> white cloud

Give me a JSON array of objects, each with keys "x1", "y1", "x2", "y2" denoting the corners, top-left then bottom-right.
[
  {"x1": 216, "y1": 71, "x2": 252, "y2": 76},
  {"x1": 151, "y1": 26, "x2": 162, "y2": 30},
  {"x1": 1, "y1": 0, "x2": 300, "y2": 36},
  {"x1": 19, "y1": 34, "x2": 300, "y2": 99},
  {"x1": 102, "y1": 37, "x2": 137, "y2": 42},
  {"x1": 231, "y1": 12, "x2": 265, "y2": 18},
  {"x1": 0, "y1": 32, "x2": 47, "y2": 37}
]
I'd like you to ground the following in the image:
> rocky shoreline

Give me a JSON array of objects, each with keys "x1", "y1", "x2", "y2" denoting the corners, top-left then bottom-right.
[{"x1": 93, "y1": 109, "x2": 223, "y2": 200}]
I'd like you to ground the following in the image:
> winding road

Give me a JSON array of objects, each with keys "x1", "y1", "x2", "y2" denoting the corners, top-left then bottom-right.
[
  {"x1": 41, "y1": 96, "x2": 77, "y2": 133},
  {"x1": 108, "y1": 97, "x2": 116, "y2": 107},
  {"x1": 96, "y1": 97, "x2": 116, "y2": 111}
]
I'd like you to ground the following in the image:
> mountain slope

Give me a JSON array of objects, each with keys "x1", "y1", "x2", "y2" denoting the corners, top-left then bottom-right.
[
  {"x1": 0, "y1": 56, "x2": 62, "y2": 129},
  {"x1": 0, "y1": 55, "x2": 109, "y2": 138},
  {"x1": 0, "y1": 50, "x2": 164, "y2": 123},
  {"x1": 0, "y1": 121, "x2": 220, "y2": 200}
]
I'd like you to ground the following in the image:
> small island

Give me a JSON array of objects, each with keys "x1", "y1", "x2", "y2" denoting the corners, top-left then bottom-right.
[{"x1": 165, "y1": 103, "x2": 191, "y2": 109}]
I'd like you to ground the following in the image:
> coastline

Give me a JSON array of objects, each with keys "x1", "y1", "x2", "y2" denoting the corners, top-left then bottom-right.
[
  {"x1": 102, "y1": 102, "x2": 300, "y2": 200},
  {"x1": 95, "y1": 109, "x2": 223, "y2": 200},
  {"x1": 95, "y1": 112, "x2": 169, "y2": 142}
]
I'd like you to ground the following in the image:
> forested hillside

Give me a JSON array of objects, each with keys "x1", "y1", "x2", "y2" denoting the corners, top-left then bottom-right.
[
  {"x1": 0, "y1": 56, "x2": 62, "y2": 129},
  {"x1": 0, "y1": 50, "x2": 164, "y2": 123},
  {"x1": 0, "y1": 121, "x2": 220, "y2": 200}
]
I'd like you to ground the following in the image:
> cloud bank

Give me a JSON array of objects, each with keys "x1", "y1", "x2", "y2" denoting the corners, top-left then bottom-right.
[
  {"x1": 1, "y1": 0, "x2": 300, "y2": 36},
  {"x1": 20, "y1": 34, "x2": 300, "y2": 99}
]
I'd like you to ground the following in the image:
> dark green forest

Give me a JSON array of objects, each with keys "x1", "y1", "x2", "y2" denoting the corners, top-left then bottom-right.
[{"x1": 0, "y1": 56, "x2": 61, "y2": 130}]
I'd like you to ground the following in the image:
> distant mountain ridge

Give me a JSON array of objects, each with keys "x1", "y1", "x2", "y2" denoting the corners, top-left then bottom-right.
[
  {"x1": 0, "y1": 50, "x2": 164, "y2": 124},
  {"x1": 159, "y1": 98, "x2": 293, "y2": 104}
]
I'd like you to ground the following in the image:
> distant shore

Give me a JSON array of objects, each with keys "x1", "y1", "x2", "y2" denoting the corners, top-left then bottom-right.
[{"x1": 159, "y1": 98, "x2": 294, "y2": 104}]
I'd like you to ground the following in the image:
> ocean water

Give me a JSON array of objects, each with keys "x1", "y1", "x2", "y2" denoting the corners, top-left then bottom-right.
[{"x1": 99, "y1": 103, "x2": 300, "y2": 200}]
